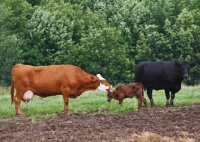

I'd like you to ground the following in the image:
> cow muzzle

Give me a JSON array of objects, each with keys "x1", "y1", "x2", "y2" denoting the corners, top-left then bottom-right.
[
  {"x1": 183, "y1": 74, "x2": 189, "y2": 78},
  {"x1": 107, "y1": 99, "x2": 111, "y2": 102}
]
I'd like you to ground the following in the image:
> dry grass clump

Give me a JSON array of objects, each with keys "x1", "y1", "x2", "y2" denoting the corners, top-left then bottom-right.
[{"x1": 122, "y1": 131, "x2": 194, "y2": 142}]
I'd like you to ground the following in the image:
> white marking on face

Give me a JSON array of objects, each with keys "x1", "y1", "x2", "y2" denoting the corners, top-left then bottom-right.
[
  {"x1": 23, "y1": 90, "x2": 34, "y2": 104},
  {"x1": 96, "y1": 74, "x2": 105, "y2": 80},
  {"x1": 96, "y1": 83, "x2": 109, "y2": 92}
]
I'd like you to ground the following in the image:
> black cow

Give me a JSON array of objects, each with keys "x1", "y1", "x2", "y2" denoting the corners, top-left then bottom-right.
[{"x1": 135, "y1": 60, "x2": 196, "y2": 106}]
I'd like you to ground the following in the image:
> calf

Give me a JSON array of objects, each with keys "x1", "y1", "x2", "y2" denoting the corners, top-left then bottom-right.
[{"x1": 107, "y1": 83, "x2": 148, "y2": 112}]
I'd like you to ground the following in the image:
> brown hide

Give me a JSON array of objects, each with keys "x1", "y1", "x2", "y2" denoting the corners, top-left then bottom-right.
[
  {"x1": 107, "y1": 83, "x2": 147, "y2": 112},
  {"x1": 10, "y1": 64, "x2": 111, "y2": 115}
]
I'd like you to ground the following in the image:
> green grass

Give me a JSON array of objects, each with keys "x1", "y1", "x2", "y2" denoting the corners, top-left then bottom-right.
[{"x1": 0, "y1": 85, "x2": 200, "y2": 117}]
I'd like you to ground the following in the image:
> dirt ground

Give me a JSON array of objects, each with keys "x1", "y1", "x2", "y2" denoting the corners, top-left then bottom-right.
[{"x1": 0, "y1": 104, "x2": 200, "y2": 142}]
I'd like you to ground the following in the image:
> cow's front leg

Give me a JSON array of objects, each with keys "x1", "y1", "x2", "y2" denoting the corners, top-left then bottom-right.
[
  {"x1": 147, "y1": 89, "x2": 154, "y2": 106},
  {"x1": 170, "y1": 92, "x2": 175, "y2": 106},
  {"x1": 118, "y1": 99, "x2": 124, "y2": 106},
  {"x1": 14, "y1": 93, "x2": 24, "y2": 116},
  {"x1": 62, "y1": 88, "x2": 70, "y2": 114},
  {"x1": 165, "y1": 90, "x2": 170, "y2": 107}
]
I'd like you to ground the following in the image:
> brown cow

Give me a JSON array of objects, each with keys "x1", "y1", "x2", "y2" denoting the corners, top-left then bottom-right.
[
  {"x1": 10, "y1": 64, "x2": 111, "y2": 115},
  {"x1": 107, "y1": 83, "x2": 148, "y2": 112}
]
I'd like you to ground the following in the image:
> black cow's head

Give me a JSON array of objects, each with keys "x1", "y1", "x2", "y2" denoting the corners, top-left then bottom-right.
[{"x1": 174, "y1": 60, "x2": 196, "y2": 78}]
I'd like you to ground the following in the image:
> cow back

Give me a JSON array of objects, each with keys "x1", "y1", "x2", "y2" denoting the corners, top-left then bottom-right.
[
  {"x1": 135, "y1": 61, "x2": 183, "y2": 90},
  {"x1": 12, "y1": 64, "x2": 100, "y2": 97}
]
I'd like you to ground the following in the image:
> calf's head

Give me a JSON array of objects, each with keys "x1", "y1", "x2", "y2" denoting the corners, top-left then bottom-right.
[
  {"x1": 107, "y1": 87, "x2": 120, "y2": 102},
  {"x1": 175, "y1": 60, "x2": 196, "y2": 78}
]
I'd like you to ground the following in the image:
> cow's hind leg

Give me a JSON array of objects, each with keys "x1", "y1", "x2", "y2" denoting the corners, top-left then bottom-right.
[
  {"x1": 137, "y1": 95, "x2": 148, "y2": 112},
  {"x1": 136, "y1": 98, "x2": 142, "y2": 112},
  {"x1": 141, "y1": 96, "x2": 148, "y2": 111},
  {"x1": 165, "y1": 90, "x2": 170, "y2": 107},
  {"x1": 147, "y1": 89, "x2": 154, "y2": 106},
  {"x1": 14, "y1": 92, "x2": 24, "y2": 115}
]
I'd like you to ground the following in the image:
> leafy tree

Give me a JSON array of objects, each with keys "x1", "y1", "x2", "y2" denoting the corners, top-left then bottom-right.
[
  {"x1": 173, "y1": 8, "x2": 200, "y2": 85},
  {"x1": 55, "y1": 11, "x2": 134, "y2": 84},
  {"x1": 0, "y1": 0, "x2": 33, "y2": 35},
  {"x1": 23, "y1": 1, "x2": 80, "y2": 65},
  {"x1": 0, "y1": 4, "x2": 22, "y2": 86}
]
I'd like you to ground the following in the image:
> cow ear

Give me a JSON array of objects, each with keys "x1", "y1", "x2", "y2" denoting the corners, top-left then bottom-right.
[
  {"x1": 91, "y1": 76, "x2": 98, "y2": 82},
  {"x1": 190, "y1": 63, "x2": 196, "y2": 68},
  {"x1": 174, "y1": 62, "x2": 181, "y2": 67}
]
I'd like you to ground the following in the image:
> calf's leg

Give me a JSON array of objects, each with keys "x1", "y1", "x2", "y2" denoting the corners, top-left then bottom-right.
[
  {"x1": 141, "y1": 96, "x2": 148, "y2": 110},
  {"x1": 118, "y1": 99, "x2": 124, "y2": 105},
  {"x1": 137, "y1": 98, "x2": 142, "y2": 112},
  {"x1": 137, "y1": 95, "x2": 148, "y2": 112}
]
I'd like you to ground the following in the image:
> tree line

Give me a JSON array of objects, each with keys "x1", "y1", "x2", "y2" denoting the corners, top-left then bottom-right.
[{"x1": 0, "y1": 0, "x2": 200, "y2": 86}]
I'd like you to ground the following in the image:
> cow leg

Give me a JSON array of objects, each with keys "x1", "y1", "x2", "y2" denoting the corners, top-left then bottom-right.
[
  {"x1": 170, "y1": 92, "x2": 175, "y2": 106},
  {"x1": 137, "y1": 98, "x2": 142, "y2": 112},
  {"x1": 119, "y1": 99, "x2": 124, "y2": 106},
  {"x1": 165, "y1": 90, "x2": 170, "y2": 107},
  {"x1": 147, "y1": 89, "x2": 154, "y2": 106},
  {"x1": 141, "y1": 97, "x2": 148, "y2": 111},
  {"x1": 61, "y1": 88, "x2": 70, "y2": 114},
  {"x1": 14, "y1": 92, "x2": 24, "y2": 115},
  {"x1": 137, "y1": 95, "x2": 148, "y2": 111}
]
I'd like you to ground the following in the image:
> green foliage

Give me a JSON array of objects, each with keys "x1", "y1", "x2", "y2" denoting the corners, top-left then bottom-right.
[
  {"x1": 55, "y1": 10, "x2": 134, "y2": 84},
  {"x1": 0, "y1": 4, "x2": 23, "y2": 86},
  {"x1": 0, "y1": 0, "x2": 200, "y2": 85},
  {"x1": 23, "y1": 1, "x2": 78, "y2": 65}
]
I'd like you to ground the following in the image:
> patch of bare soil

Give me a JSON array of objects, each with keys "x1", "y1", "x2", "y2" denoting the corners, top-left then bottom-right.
[{"x1": 0, "y1": 104, "x2": 200, "y2": 142}]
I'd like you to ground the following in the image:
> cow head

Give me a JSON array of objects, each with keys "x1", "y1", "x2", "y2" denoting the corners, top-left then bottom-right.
[
  {"x1": 174, "y1": 60, "x2": 196, "y2": 78},
  {"x1": 96, "y1": 74, "x2": 112, "y2": 92},
  {"x1": 107, "y1": 87, "x2": 119, "y2": 102}
]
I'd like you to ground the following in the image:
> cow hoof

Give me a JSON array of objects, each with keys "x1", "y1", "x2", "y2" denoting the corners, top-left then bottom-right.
[
  {"x1": 17, "y1": 113, "x2": 24, "y2": 116},
  {"x1": 166, "y1": 104, "x2": 170, "y2": 107},
  {"x1": 150, "y1": 104, "x2": 155, "y2": 107},
  {"x1": 166, "y1": 103, "x2": 174, "y2": 107},
  {"x1": 64, "y1": 111, "x2": 71, "y2": 115}
]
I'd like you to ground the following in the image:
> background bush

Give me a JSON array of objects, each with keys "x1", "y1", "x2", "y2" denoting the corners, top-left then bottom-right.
[{"x1": 0, "y1": 0, "x2": 200, "y2": 86}]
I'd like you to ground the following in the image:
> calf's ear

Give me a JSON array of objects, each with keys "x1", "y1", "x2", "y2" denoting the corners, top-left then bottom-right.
[{"x1": 190, "y1": 63, "x2": 196, "y2": 68}]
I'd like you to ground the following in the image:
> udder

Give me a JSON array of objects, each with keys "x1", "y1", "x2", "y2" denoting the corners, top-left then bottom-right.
[{"x1": 23, "y1": 90, "x2": 34, "y2": 104}]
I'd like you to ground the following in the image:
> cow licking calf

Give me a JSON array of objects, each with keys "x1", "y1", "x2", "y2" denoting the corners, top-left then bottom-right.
[
  {"x1": 10, "y1": 64, "x2": 112, "y2": 115},
  {"x1": 107, "y1": 83, "x2": 148, "y2": 112}
]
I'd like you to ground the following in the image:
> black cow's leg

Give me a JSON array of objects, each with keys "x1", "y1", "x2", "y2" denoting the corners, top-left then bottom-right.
[
  {"x1": 170, "y1": 92, "x2": 175, "y2": 106},
  {"x1": 147, "y1": 89, "x2": 154, "y2": 106},
  {"x1": 165, "y1": 89, "x2": 170, "y2": 107}
]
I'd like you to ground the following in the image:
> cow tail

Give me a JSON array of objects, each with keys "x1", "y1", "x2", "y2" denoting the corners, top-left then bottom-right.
[{"x1": 10, "y1": 76, "x2": 14, "y2": 105}]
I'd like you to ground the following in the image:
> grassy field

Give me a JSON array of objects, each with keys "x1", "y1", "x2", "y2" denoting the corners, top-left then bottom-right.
[{"x1": 0, "y1": 85, "x2": 200, "y2": 117}]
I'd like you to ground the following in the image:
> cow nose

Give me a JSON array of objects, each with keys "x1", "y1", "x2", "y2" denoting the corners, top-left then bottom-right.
[
  {"x1": 107, "y1": 99, "x2": 111, "y2": 102},
  {"x1": 183, "y1": 74, "x2": 189, "y2": 78}
]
